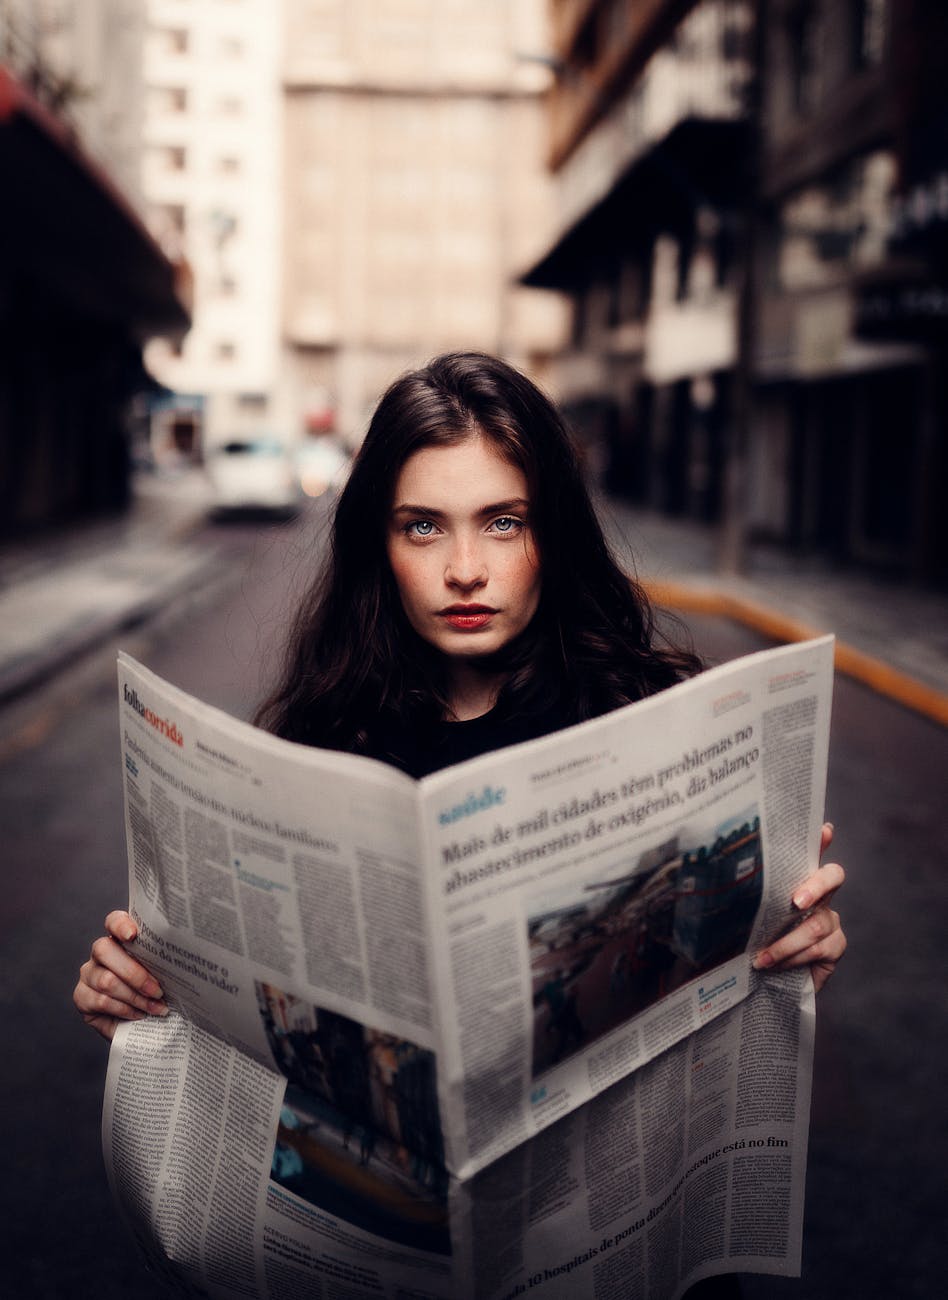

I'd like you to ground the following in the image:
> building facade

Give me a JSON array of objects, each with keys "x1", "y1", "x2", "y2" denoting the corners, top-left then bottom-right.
[
  {"x1": 0, "y1": 0, "x2": 188, "y2": 533},
  {"x1": 753, "y1": 0, "x2": 947, "y2": 583},
  {"x1": 139, "y1": 0, "x2": 283, "y2": 455},
  {"x1": 281, "y1": 0, "x2": 566, "y2": 444},
  {"x1": 526, "y1": 0, "x2": 948, "y2": 586},
  {"x1": 524, "y1": 0, "x2": 753, "y2": 518},
  {"x1": 133, "y1": 0, "x2": 566, "y2": 457}
]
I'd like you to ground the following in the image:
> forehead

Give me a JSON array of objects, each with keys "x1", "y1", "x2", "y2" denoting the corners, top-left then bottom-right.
[{"x1": 392, "y1": 437, "x2": 528, "y2": 507}]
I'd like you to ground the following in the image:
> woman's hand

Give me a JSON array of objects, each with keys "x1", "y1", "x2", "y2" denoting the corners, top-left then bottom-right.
[
  {"x1": 73, "y1": 911, "x2": 168, "y2": 1041},
  {"x1": 752, "y1": 823, "x2": 846, "y2": 994}
]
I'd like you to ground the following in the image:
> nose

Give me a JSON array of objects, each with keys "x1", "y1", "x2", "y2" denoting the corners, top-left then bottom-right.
[{"x1": 444, "y1": 535, "x2": 487, "y2": 591}]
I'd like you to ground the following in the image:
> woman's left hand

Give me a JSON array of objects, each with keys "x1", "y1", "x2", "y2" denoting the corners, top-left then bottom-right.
[{"x1": 752, "y1": 823, "x2": 846, "y2": 994}]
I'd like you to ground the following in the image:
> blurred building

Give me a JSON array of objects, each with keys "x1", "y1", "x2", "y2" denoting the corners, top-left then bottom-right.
[
  {"x1": 134, "y1": 0, "x2": 567, "y2": 455},
  {"x1": 139, "y1": 0, "x2": 283, "y2": 456},
  {"x1": 0, "y1": 0, "x2": 189, "y2": 534},
  {"x1": 523, "y1": 0, "x2": 753, "y2": 511},
  {"x1": 756, "y1": 0, "x2": 947, "y2": 583},
  {"x1": 525, "y1": 0, "x2": 948, "y2": 587},
  {"x1": 281, "y1": 0, "x2": 568, "y2": 443}
]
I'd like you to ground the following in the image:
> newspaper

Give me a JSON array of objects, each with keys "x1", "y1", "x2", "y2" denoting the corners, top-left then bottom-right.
[{"x1": 103, "y1": 635, "x2": 833, "y2": 1299}]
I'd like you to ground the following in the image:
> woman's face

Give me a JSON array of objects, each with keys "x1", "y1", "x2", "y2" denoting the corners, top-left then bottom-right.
[{"x1": 386, "y1": 436, "x2": 541, "y2": 665}]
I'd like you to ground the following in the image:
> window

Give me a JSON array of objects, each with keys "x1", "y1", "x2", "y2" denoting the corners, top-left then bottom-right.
[
  {"x1": 218, "y1": 95, "x2": 244, "y2": 116},
  {"x1": 776, "y1": 152, "x2": 895, "y2": 290},
  {"x1": 218, "y1": 156, "x2": 240, "y2": 175},
  {"x1": 164, "y1": 28, "x2": 189, "y2": 55},
  {"x1": 148, "y1": 86, "x2": 188, "y2": 116},
  {"x1": 215, "y1": 341, "x2": 236, "y2": 361},
  {"x1": 210, "y1": 211, "x2": 238, "y2": 244}
]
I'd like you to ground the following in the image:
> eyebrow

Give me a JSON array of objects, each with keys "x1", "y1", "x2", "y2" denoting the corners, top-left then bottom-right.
[{"x1": 391, "y1": 498, "x2": 530, "y2": 519}]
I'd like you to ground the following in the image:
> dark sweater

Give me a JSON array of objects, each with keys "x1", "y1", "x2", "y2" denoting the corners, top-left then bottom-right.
[{"x1": 368, "y1": 702, "x2": 572, "y2": 779}]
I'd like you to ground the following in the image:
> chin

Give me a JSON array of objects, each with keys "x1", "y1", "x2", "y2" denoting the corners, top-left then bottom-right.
[
  {"x1": 441, "y1": 636, "x2": 503, "y2": 658},
  {"x1": 425, "y1": 625, "x2": 511, "y2": 659}
]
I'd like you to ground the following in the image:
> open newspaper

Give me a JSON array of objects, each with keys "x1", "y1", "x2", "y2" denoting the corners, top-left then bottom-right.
[{"x1": 104, "y1": 636, "x2": 834, "y2": 1299}]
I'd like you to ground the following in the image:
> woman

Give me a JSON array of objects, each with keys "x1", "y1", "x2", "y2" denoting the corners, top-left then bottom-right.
[{"x1": 74, "y1": 350, "x2": 845, "y2": 1035}]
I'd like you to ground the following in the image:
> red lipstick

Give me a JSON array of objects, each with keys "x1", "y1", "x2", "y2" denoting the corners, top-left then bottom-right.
[{"x1": 439, "y1": 604, "x2": 496, "y2": 631}]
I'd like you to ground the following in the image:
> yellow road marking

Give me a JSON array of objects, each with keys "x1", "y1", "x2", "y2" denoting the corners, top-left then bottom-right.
[
  {"x1": 644, "y1": 580, "x2": 948, "y2": 728},
  {"x1": 0, "y1": 709, "x2": 57, "y2": 764}
]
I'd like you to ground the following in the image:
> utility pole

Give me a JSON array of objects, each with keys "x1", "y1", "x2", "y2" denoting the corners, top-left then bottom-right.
[{"x1": 717, "y1": 0, "x2": 766, "y2": 574}]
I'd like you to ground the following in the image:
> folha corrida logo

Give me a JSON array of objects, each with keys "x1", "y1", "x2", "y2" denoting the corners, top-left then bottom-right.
[{"x1": 123, "y1": 683, "x2": 184, "y2": 747}]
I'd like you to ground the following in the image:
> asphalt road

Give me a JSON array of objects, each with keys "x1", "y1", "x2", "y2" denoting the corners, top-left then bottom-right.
[{"x1": 1, "y1": 501, "x2": 945, "y2": 1298}]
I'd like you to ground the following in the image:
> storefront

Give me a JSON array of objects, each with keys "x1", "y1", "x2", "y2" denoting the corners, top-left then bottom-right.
[{"x1": 0, "y1": 66, "x2": 189, "y2": 533}]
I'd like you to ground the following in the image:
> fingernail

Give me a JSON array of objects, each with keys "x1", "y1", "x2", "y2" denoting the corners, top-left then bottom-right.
[
  {"x1": 143, "y1": 977, "x2": 164, "y2": 999},
  {"x1": 117, "y1": 924, "x2": 135, "y2": 941},
  {"x1": 753, "y1": 951, "x2": 773, "y2": 969},
  {"x1": 149, "y1": 1001, "x2": 169, "y2": 1017},
  {"x1": 824, "y1": 821, "x2": 835, "y2": 832},
  {"x1": 793, "y1": 890, "x2": 812, "y2": 910}
]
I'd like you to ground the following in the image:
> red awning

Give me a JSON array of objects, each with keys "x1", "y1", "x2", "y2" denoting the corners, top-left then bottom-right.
[{"x1": 0, "y1": 65, "x2": 189, "y2": 339}]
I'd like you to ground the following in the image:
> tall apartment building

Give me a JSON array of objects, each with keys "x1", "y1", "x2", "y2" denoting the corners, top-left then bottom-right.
[
  {"x1": 140, "y1": 0, "x2": 283, "y2": 453},
  {"x1": 523, "y1": 0, "x2": 753, "y2": 514},
  {"x1": 754, "y1": 0, "x2": 947, "y2": 582},
  {"x1": 526, "y1": 0, "x2": 948, "y2": 585},
  {"x1": 282, "y1": 0, "x2": 566, "y2": 442},
  {"x1": 136, "y1": 0, "x2": 565, "y2": 456}
]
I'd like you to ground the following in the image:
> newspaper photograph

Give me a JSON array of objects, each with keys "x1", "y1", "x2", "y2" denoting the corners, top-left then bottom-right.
[{"x1": 102, "y1": 634, "x2": 833, "y2": 1298}]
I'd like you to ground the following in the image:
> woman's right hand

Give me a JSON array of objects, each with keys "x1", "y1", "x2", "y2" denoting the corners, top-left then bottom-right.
[{"x1": 73, "y1": 911, "x2": 168, "y2": 1041}]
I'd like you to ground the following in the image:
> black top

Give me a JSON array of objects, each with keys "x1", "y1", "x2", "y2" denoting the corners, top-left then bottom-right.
[{"x1": 367, "y1": 702, "x2": 572, "y2": 779}]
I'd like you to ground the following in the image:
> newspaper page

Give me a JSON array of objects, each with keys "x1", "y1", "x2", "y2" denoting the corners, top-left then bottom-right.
[{"x1": 102, "y1": 635, "x2": 833, "y2": 1299}]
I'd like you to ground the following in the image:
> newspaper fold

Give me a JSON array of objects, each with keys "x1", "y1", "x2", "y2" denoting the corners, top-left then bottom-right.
[{"x1": 104, "y1": 635, "x2": 833, "y2": 1299}]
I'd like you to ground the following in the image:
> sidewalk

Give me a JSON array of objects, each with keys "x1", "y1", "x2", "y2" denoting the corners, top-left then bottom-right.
[
  {"x1": 0, "y1": 469, "x2": 220, "y2": 703},
  {"x1": 0, "y1": 472, "x2": 946, "y2": 723},
  {"x1": 597, "y1": 497, "x2": 948, "y2": 726}
]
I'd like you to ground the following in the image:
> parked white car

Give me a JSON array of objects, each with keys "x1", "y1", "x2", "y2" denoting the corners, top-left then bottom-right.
[
  {"x1": 295, "y1": 436, "x2": 351, "y2": 499},
  {"x1": 206, "y1": 438, "x2": 300, "y2": 516}
]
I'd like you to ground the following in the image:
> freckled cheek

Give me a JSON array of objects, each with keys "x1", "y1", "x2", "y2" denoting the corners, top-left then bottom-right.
[
  {"x1": 503, "y1": 547, "x2": 542, "y2": 613},
  {"x1": 387, "y1": 547, "x2": 440, "y2": 618}
]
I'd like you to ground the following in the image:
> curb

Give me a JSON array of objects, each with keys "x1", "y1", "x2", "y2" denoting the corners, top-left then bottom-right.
[
  {"x1": 0, "y1": 482, "x2": 214, "y2": 709},
  {"x1": 0, "y1": 552, "x2": 220, "y2": 708},
  {"x1": 644, "y1": 579, "x2": 948, "y2": 728}
]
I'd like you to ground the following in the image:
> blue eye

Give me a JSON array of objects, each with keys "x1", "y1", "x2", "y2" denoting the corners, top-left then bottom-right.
[
  {"x1": 491, "y1": 516, "x2": 522, "y2": 533},
  {"x1": 407, "y1": 519, "x2": 436, "y2": 537}
]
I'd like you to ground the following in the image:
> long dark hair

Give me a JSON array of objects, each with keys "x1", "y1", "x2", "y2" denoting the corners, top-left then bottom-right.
[{"x1": 255, "y1": 352, "x2": 701, "y2": 754}]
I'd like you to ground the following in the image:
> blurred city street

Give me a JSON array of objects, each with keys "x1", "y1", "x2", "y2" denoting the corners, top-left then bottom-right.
[
  {"x1": 3, "y1": 0, "x2": 948, "y2": 1296},
  {"x1": 0, "y1": 479, "x2": 946, "y2": 1298}
]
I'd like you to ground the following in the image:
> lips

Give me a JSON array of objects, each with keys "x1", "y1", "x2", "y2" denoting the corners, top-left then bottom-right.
[{"x1": 439, "y1": 604, "x2": 497, "y2": 631}]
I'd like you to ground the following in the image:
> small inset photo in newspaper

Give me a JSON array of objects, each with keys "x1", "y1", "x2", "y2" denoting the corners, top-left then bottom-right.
[
  {"x1": 527, "y1": 806, "x2": 763, "y2": 1077},
  {"x1": 256, "y1": 982, "x2": 451, "y2": 1255}
]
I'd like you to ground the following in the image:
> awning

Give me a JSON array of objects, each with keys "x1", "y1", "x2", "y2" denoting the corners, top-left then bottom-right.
[
  {"x1": 853, "y1": 261, "x2": 948, "y2": 343},
  {"x1": 0, "y1": 66, "x2": 190, "y2": 340},
  {"x1": 521, "y1": 117, "x2": 748, "y2": 290}
]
